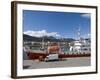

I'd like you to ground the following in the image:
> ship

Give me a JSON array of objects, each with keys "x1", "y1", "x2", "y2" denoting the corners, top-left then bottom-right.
[{"x1": 24, "y1": 27, "x2": 91, "y2": 61}]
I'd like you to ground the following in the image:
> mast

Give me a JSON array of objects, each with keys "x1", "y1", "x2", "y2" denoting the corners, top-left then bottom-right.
[
  {"x1": 42, "y1": 37, "x2": 44, "y2": 49},
  {"x1": 42, "y1": 33, "x2": 45, "y2": 50},
  {"x1": 77, "y1": 26, "x2": 81, "y2": 41},
  {"x1": 77, "y1": 26, "x2": 82, "y2": 52}
]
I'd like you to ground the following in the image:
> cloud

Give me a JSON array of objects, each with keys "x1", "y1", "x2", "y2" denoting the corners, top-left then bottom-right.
[
  {"x1": 24, "y1": 30, "x2": 61, "y2": 37},
  {"x1": 81, "y1": 13, "x2": 91, "y2": 19}
]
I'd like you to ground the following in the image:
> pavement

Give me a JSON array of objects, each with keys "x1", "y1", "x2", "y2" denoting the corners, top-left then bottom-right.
[{"x1": 23, "y1": 57, "x2": 91, "y2": 69}]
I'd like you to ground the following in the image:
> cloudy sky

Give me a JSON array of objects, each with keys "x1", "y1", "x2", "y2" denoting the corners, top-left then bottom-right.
[{"x1": 23, "y1": 10, "x2": 91, "y2": 39}]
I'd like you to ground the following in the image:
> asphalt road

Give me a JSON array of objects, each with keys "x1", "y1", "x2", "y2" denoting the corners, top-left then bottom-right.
[{"x1": 23, "y1": 57, "x2": 91, "y2": 69}]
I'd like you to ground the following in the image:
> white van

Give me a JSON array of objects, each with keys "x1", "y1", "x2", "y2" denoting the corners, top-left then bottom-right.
[{"x1": 44, "y1": 54, "x2": 59, "y2": 61}]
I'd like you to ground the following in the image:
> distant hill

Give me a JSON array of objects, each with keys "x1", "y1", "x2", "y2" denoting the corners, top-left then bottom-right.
[
  {"x1": 23, "y1": 34, "x2": 44, "y2": 42},
  {"x1": 23, "y1": 34, "x2": 75, "y2": 42}
]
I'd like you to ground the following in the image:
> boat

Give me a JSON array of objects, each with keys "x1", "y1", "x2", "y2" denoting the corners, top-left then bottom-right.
[
  {"x1": 24, "y1": 40, "x2": 91, "y2": 61},
  {"x1": 24, "y1": 27, "x2": 91, "y2": 61},
  {"x1": 69, "y1": 27, "x2": 91, "y2": 54}
]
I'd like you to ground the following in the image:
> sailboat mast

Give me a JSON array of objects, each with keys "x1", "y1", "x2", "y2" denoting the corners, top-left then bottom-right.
[
  {"x1": 42, "y1": 34, "x2": 45, "y2": 50},
  {"x1": 77, "y1": 26, "x2": 81, "y2": 40}
]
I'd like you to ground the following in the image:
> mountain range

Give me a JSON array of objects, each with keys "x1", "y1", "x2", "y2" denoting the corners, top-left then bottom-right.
[{"x1": 23, "y1": 34, "x2": 75, "y2": 42}]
